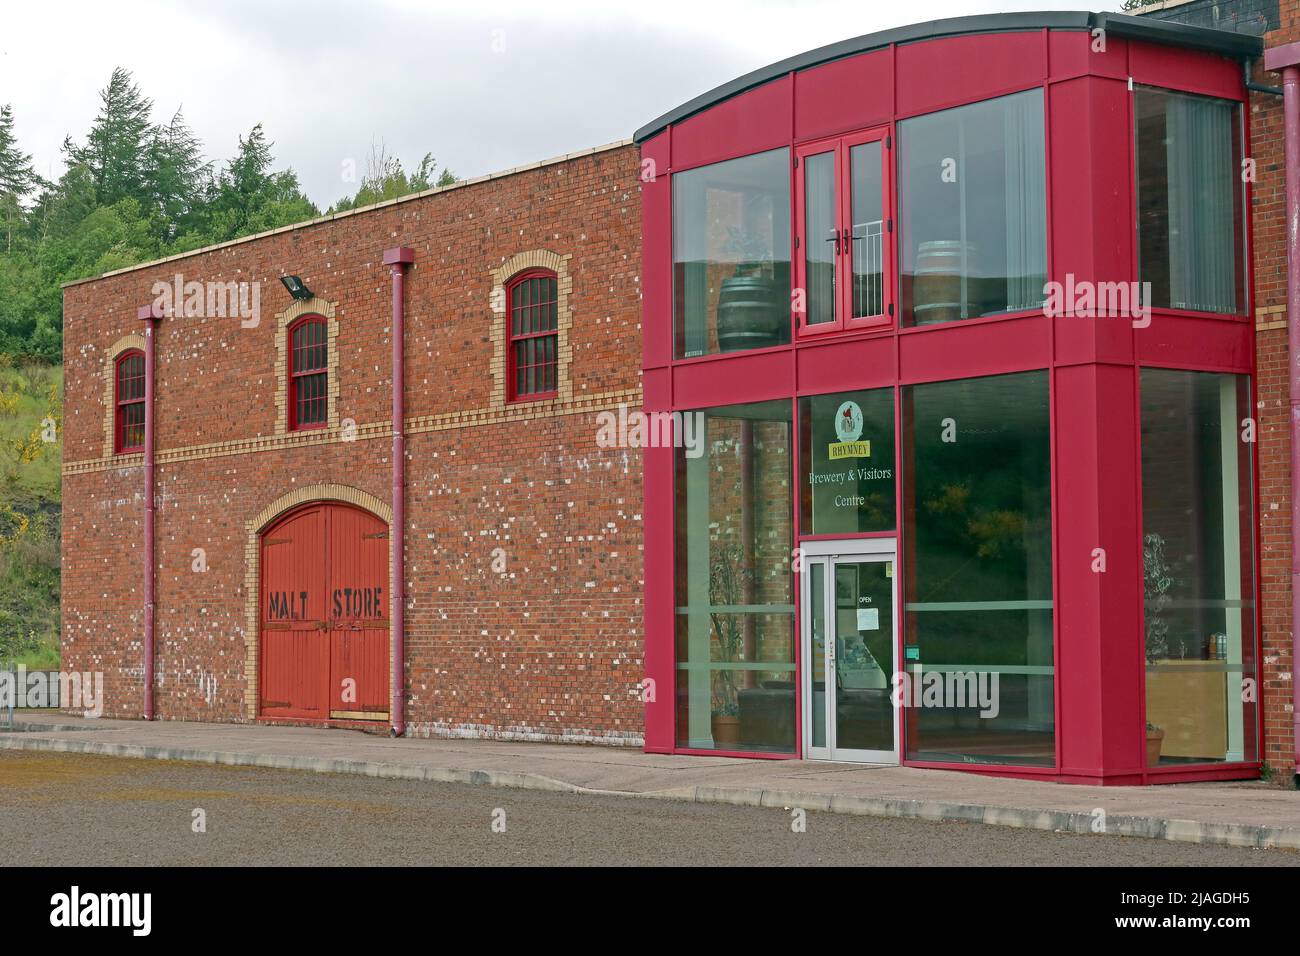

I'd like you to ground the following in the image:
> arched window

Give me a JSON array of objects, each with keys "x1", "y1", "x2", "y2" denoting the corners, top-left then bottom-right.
[
  {"x1": 288, "y1": 315, "x2": 328, "y2": 430},
  {"x1": 506, "y1": 269, "x2": 559, "y2": 400},
  {"x1": 114, "y1": 350, "x2": 145, "y2": 453}
]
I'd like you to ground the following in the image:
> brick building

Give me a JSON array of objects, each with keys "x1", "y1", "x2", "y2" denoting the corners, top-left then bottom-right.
[
  {"x1": 62, "y1": 142, "x2": 647, "y2": 744},
  {"x1": 61, "y1": 6, "x2": 1300, "y2": 785}
]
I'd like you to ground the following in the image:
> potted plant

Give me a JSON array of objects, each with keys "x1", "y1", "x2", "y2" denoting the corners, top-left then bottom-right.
[
  {"x1": 709, "y1": 544, "x2": 753, "y2": 747},
  {"x1": 716, "y1": 224, "x2": 784, "y2": 353},
  {"x1": 1146, "y1": 720, "x2": 1166, "y2": 766},
  {"x1": 1143, "y1": 532, "x2": 1174, "y2": 664},
  {"x1": 1143, "y1": 532, "x2": 1176, "y2": 765}
]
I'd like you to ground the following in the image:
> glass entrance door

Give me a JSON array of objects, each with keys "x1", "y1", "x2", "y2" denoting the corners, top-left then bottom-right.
[{"x1": 802, "y1": 541, "x2": 898, "y2": 762}]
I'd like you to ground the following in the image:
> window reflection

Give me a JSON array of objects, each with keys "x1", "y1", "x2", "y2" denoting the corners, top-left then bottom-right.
[
  {"x1": 673, "y1": 150, "x2": 792, "y2": 358},
  {"x1": 899, "y1": 90, "x2": 1047, "y2": 326},
  {"x1": 1140, "y1": 370, "x2": 1256, "y2": 765},
  {"x1": 902, "y1": 371, "x2": 1055, "y2": 765},
  {"x1": 674, "y1": 400, "x2": 795, "y2": 752}
]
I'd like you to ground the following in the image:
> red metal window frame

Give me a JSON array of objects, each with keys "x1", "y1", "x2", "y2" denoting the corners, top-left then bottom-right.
[
  {"x1": 288, "y1": 315, "x2": 328, "y2": 431},
  {"x1": 794, "y1": 126, "x2": 894, "y2": 340},
  {"x1": 506, "y1": 269, "x2": 559, "y2": 401},
  {"x1": 114, "y1": 349, "x2": 146, "y2": 454}
]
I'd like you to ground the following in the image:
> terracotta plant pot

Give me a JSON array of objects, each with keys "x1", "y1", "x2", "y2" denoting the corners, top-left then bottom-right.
[
  {"x1": 1146, "y1": 728, "x2": 1165, "y2": 766},
  {"x1": 711, "y1": 714, "x2": 741, "y2": 748}
]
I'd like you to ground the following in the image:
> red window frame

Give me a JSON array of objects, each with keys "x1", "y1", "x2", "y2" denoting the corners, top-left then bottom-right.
[
  {"x1": 794, "y1": 126, "x2": 894, "y2": 338},
  {"x1": 506, "y1": 269, "x2": 559, "y2": 401},
  {"x1": 114, "y1": 349, "x2": 146, "y2": 454},
  {"x1": 288, "y1": 315, "x2": 328, "y2": 431}
]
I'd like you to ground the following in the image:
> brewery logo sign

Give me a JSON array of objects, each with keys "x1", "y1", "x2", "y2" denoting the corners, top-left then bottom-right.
[{"x1": 829, "y1": 401, "x2": 871, "y2": 460}]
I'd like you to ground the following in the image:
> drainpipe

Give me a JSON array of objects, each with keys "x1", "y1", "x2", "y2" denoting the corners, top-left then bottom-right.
[
  {"x1": 383, "y1": 247, "x2": 415, "y2": 737},
  {"x1": 1264, "y1": 44, "x2": 1300, "y2": 782},
  {"x1": 136, "y1": 303, "x2": 162, "y2": 720}
]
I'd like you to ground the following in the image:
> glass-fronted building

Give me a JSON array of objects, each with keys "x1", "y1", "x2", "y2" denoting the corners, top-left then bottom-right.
[{"x1": 636, "y1": 12, "x2": 1263, "y2": 784}]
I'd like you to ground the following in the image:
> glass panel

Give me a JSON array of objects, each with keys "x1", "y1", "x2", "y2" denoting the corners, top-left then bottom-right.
[
  {"x1": 117, "y1": 354, "x2": 145, "y2": 402},
  {"x1": 799, "y1": 387, "x2": 895, "y2": 535},
  {"x1": 809, "y1": 561, "x2": 827, "y2": 750},
  {"x1": 803, "y1": 150, "x2": 838, "y2": 328},
  {"x1": 1135, "y1": 87, "x2": 1244, "y2": 315},
  {"x1": 834, "y1": 559, "x2": 894, "y2": 752},
  {"x1": 673, "y1": 149, "x2": 792, "y2": 358},
  {"x1": 1140, "y1": 370, "x2": 1256, "y2": 765},
  {"x1": 121, "y1": 401, "x2": 145, "y2": 449},
  {"x1": 850, "y1": 141, "x2": 884, "y2": 319},
  {"x1": 902, "y1": 370, "x2": 1054, "y2": 766},
  {"x1": 899, "y1": 89, "x2": 1046, "y2": 326},
  {"x1": 675, "y1": 399, "x2": 795, "y2": 752}
]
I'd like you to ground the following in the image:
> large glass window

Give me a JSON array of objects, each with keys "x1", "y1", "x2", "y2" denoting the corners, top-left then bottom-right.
[
  {"x1": 1135, "y1": 88, "x2": 1244, "y2": 316},
  {"x1": 675, "y1": 400, "x2": 795, "y2": 752},
  {"x1": 902, "y1": 370, "x2": 1054, "y2": 765},
  {"x1": 673, "y1": 149, "x2": 792, "y2": 358},
  {"x1": 799, "y1": 387, "x2": 895, "y2": 535},
  {"x1": 1140, "y1": 370, "x2": 1256, "y2": 766},
  {"x1": 899, "y1": 89, "x2": 1047, "y2": 326}
]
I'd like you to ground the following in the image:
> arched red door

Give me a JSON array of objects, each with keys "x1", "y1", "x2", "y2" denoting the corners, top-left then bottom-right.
[{"x1": 259, "y1": 502, "x2": 389, "y2": 720}]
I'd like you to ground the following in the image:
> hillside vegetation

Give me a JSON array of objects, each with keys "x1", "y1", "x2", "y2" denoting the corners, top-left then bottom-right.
[{"x1": 0, "y1": 359, "x2": 60, "y2": 667}]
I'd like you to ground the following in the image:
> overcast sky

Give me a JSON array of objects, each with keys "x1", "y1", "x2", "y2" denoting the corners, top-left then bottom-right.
[{"x1": 0, "y1": 0, "x2": 1125, "y2": 208}]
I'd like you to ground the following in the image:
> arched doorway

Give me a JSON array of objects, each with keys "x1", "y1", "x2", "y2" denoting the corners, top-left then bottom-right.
[{"x1": 259, "y1": 502, "x2": 389, "y2": 720}]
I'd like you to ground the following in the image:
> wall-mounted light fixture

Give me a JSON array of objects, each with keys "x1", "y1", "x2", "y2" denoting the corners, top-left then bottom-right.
[{"x1": 280, "y1": 275, "x2": 315, "y2": 301}]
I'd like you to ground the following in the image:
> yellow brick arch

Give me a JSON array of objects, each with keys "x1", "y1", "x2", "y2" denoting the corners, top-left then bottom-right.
[{"x1": 242, "y1": 483, "x2": 393, "y2": 721}]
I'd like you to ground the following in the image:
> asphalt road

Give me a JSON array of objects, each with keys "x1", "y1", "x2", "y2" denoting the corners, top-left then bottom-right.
[{"x1": 0, "y1": 750, "x2": 1295, "y2": 866}]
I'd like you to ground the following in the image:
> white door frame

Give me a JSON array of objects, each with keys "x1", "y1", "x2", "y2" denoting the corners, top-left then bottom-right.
[{"x1": 801, "y1": 537, "x2": 899, "y2": 763}]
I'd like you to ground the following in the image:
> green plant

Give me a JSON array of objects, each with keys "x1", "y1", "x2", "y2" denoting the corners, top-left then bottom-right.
[
  {"x1": 709, "y1": 543, "x2": 754, "y2": 716},
  {"x1": 1143, "y1": 532, "x2": 1175, "y2": 663}
]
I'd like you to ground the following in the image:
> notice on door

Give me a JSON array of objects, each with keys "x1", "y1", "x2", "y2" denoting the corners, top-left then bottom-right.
[{"x1": 856, "y1": 608, "x2": 880, "y2": 631}]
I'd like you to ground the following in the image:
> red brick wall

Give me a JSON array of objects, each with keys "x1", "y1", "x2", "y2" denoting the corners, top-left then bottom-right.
[
  {"x1": 1253, "y1": 2, "x2": 1298, "y2": 777},
  {"x1": 62, "y1": 143, "x2": 647, "y2": 743}
]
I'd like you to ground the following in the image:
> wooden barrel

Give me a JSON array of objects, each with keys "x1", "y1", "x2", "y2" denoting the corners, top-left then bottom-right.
[
  {"x1": 912, "y1": 240, "x2": 972, "y2": 325},
  {"x1": 716, "y1": 274, "x2": 783, "y2": 352}
]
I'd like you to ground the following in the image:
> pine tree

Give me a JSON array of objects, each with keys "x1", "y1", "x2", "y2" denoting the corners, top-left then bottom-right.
[
  {"x1": 208, "y1": 124, "x2": 316, "y2": 241},
  {"x1": 65, "y1": 67, "x2": 154, "y2": 207},
  {"x1": 145, "y1": 108, "x2": 211, "y2": 242},
  {"x1": 0, "y1": 104, "x2": 41, "y2": 252}
]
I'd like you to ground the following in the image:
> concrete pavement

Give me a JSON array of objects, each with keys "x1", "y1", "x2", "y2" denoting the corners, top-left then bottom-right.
[{"x1": 2, "y1": 713, "x2": 1296, "y2": 851}]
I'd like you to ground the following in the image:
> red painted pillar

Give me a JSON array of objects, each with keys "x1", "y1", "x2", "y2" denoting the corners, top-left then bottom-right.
[
  {"x1": 640, "y1": 130, "x2": 675, "y2": 752},
  {"x1": 1048, "y1": 73, "x2": 1145, "y2": 783}
]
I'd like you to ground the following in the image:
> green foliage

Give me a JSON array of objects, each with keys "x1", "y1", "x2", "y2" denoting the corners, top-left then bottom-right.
[
  {"x1": 329, "y1": 142, "x2": 456, "y2": 213},
  {"x1": 0, "y1": 361, "x2": 60, "y2": 663},
  {"x1": 0, "y1": 68, "x2": 326, "y2": 360},
  {"x1": 0, "y1": 70, "x2": 456, "y2": 361}
]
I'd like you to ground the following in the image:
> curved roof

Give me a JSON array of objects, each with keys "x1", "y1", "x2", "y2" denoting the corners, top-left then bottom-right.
[{"x1": 633, "y1": 10, "x2": 1262, "y2": 143}]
